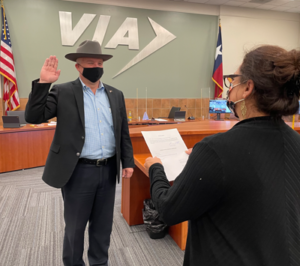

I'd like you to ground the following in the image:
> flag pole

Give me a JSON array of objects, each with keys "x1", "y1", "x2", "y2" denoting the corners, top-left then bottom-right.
[
  {"x1": 0, "y1": 0, "x2": 3, "y2": 114},
  {"x1": 1, "y1": 0, "x2": 9, "y2": 113},
  {"x1": 145, "y1": 87, "x2": 147, "y2": 114},
  {"x1": 8, "y1": 94, "x2": 10, "y2": 111},
  {"x1": 136, "y1": 88, "x2": 138, "y2": 119},
  {"x1": 1, "y1": 76, "x2": 3, "y2": 115},
  {"x1": 218, "y1": 16, "x2": 224, "y2": 98},
  {"x1": 218, "y1": 17, "x2": 221, "y2": 99}
]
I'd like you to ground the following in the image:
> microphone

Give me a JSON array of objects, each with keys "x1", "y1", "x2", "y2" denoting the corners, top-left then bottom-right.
[{"x1": 188, "y1": 111, "x2": 195, "y2": 120}]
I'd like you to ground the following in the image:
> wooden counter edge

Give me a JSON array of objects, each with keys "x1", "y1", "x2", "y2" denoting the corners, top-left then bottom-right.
[{"x1": 0, "y1": 124, "x2": 56, "y2": 134}]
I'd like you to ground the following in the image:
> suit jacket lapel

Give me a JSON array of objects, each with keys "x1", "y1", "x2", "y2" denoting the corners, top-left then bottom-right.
[
  {"x1": 104, "y1": 84, "x2": 117, "y2": 132},
  {"x1": 72, "y1": 78, "x2": 85, "y2": 127}
]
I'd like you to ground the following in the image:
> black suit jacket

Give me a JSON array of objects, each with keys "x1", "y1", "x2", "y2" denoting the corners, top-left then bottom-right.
[{"x1": 25, "y1": 78, "x2": 134, "y2": 188}]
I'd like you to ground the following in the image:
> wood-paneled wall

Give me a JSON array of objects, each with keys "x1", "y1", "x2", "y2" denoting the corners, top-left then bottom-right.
[
  {"x1": 0, "y1": 97, "x2": 246, "y2": 126},
  {"x1": 1, "y1": 98, "x2": 225, "y2": 125},
  {"x1": 124, "y1": 98, "x2": 213, "y2": 120}
]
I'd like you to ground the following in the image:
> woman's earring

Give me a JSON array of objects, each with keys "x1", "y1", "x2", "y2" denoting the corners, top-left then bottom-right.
[{"x1": 241, "y1": 101, "x2": 247, "y2": 119}]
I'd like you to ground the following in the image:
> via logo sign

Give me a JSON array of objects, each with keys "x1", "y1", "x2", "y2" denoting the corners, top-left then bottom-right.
[{"x1": 59, "y1": 12, "x2": 176, "y2": 78}]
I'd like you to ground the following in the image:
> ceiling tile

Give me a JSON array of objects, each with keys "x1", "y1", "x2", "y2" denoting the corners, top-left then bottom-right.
[
  {"x1": 267, "y1": 0, "x2": 294, "y2": 6},
  {"x1": 284, "y1": 9, "x2": 300, "y2": 13},
  {"x1": 183, "y1": 0, "x2": 209, "y2": 4},
  {"x1": 285, "y1": 7, "x2": 300, "y2": 12},
  {"x1": 271, "y1": 5, "x2": 293, "y2": 10},
  {"x1": 256, "y1": 4, "x2": 277, "y2": 9},
  {"x1": 225, "y1": 1, "x2": 245, "y2": 6},
  {"x1": 280, "y1": 1, "x2": 300, "y2": 8},
  {"x1": 203, "y1": 0, "x2": 231, "y2": 4},
  {"x1": 240, "y1": 2, "x2": 262, "y2": 7}
]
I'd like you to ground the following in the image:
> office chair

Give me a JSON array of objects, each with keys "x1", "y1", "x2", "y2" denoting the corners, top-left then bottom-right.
[{"x1": 168, "y1": 107, "x2": 181, "y2": 119}]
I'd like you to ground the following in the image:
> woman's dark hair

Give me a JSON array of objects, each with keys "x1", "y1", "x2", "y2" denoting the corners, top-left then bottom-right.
[{"x1": 240, "y1": 45, "x2": 300, "y2": 117}]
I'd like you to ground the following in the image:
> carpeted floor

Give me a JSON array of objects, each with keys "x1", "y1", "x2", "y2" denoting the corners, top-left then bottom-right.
[{"x1": 0, "y1": 167, "x2": 184, "y2": 266}]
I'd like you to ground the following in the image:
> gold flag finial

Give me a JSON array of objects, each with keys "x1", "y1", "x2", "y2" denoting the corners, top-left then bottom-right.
[{"x1": 1, "y1": 0, "x2": 6, "y2": 40}]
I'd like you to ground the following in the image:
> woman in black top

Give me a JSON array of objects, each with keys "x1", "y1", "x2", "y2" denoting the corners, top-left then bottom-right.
[{"x1": 144, "y1": 45, "x2": 300, "y2": 266}]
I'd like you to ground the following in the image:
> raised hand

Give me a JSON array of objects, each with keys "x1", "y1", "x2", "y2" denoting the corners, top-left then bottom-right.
[{"x1": 39, "y1": 56, "x2": 61, "y2": 83}]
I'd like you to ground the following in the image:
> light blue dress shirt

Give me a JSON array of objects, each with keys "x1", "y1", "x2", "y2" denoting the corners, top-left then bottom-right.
[{"x1": 79, "y1": 78, "x2": 116, "y2": 159}]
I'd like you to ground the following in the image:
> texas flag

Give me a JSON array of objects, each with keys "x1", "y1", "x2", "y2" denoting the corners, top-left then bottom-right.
[{"x1": 212, "y1": 24, "x2": 223, "y2": 98}]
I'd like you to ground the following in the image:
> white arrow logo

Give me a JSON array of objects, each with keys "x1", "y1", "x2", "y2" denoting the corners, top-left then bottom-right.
[{"x1": 113, "y1": 17, "x2": 176, "y2": 78}]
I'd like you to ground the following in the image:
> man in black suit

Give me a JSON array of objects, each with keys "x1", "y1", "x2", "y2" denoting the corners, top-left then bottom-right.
[{"x1": 25, "y1": 40, "x2": 134, "y2": 266}]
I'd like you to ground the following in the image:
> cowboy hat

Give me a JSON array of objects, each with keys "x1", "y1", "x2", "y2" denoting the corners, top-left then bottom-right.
[{"x1": 65, "y1": 40, "x2": 113, "y2": 62}]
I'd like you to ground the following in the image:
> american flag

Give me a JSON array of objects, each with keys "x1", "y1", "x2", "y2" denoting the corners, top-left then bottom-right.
[{"x1": 0, "y1": 4, "x2": 20, "y2": 114}]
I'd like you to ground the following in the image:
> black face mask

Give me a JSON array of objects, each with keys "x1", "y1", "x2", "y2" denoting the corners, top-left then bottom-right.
[
  {"x1": 226, "y1": 89, "x2": 244, "y2": 119},
  {"x1": 226, "y1": 99, "x2": 245, "y2": 119},
  {"x1": 81, "y1": 66, "x2": 103, "y2": 83}
]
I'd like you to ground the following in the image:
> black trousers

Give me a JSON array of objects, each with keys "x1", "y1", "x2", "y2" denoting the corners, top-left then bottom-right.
[{"x1": 62, "y1": 158, "x2": 117, "y2": 266}]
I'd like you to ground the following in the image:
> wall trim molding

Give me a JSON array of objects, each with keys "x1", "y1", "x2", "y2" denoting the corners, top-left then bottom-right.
[
  {"x1": 63, "y1": 0, "x2": 300, "y2": 22},
  {"x1": 62, "y1": 0, "x2": 220, "y2": 16}
]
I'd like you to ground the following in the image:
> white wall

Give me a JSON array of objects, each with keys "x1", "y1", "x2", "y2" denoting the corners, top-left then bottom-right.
[{"x1": 220, "y1": 5, "x2": 300, "y2": 97}]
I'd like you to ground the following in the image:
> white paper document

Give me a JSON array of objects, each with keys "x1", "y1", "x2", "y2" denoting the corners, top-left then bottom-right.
[
  {"x1": 141, "y1": 128, "x2": 189, "y2": 181},
  {"x1": 154, "y1": 118, "x2": 168, "y2": 121},
  {"x1": 48, "y1": 121, "x2": 57, "y2": 126}
]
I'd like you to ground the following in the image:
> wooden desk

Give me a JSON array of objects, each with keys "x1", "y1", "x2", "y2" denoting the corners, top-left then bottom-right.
[
  {"x1": 132, "y1": 153, "x2": 189, "y2": 250},
  {"x1": 128, "y1": 118, "x2": 200, "y2": 127},
  {"x1": 0, "y1": 124, "x2": 55, "y2": 173},
  {"x1": 122, "y1": 120, "x2": 300, "y2": 250}
]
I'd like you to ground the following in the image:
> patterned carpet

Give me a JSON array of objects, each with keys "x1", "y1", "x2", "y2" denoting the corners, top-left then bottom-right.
[{"x1": 0, "y1": 167, "x2": 184, "y2": 266}]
